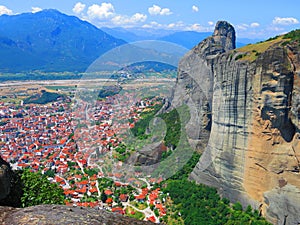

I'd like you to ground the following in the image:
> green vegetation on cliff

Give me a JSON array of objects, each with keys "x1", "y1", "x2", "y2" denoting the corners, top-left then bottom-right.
[
  {"x1": 283, "y1": 29, "x2": 300, "y2": 43},
  {"x1": 163, "y1": 179, "x2": 271, "y2": 225},
  {"x1": 237, "y1": 36, "x2": 283, "y2": 61},
  {"x1": 131, "y1": 101, "x2": 163, "y2": 139},
  {"x1": 131, "y1": 102, "x2": 188, "y2": 149},
  {"x1": 160, "y1": 153, "x2": 271, "y2": 225},
  {"x1": 0, "y1": 169, "x2": 65, "y2": 208}
]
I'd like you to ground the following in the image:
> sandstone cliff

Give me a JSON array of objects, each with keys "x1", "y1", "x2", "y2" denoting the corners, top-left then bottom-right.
[{"x1": 171, "y1": 21, "x2": 300, "y2": 225}]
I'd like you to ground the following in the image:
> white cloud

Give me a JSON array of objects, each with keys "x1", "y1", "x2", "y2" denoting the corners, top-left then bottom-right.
[
  {"x1": 148, "y1": 5, "x2": 161, "y2": 15},
  {"x1": 192, "y1": 5, "x2": 199, "y2": 12},
  {"x1": 236, "y1": 22, "x2": 260, "y2": 31},
  {"x1": 142, "y1": 21, "x2": 163, "y2": 29},
  {"x1": 73, "y1": 2, "x2": 86, "y2": 14},
  {"x1": 142, "y1": 20, "x2": 213, "y2": 32},
  {"x1": 167, "y1": 21, "x2": 184, "y2": 29},
  {"x1": 268, "y1": 26, "x2": 285, "y2": 32},
  {"x1": 81, "y1": 2, "x2": 146, "y2": 27},
  {"x1": 208, "y1": 21, "x2": 214, "y2": 26},
  {"x1": 31, "y1": 7, "x2": 42, "y2": 13},
  {"x1": 160, "y1": 8, "x2": 172, "y2": 16},
  {"x1": 131, "y1": 13, "x2": 147, "y2": 23},
  {"x1": 236, "y1": 24, "x2": 249, "y2": 31},
  {"x1": 273, "y1": 17, "x2": 299, "y2": 25},
  {"x1": 87, "y1": 3, "x2": 115, "y2": 20},
  {"x1": 250, "y1": 22, "x2": 260, "y2": 28},
  {"x1": 188, "y1": 23, "x2": 202, "y2": 31},
  {"x1": 0, "y1": 5, "x2": 12, "y2": 16},
  {"x1": 111, "y1": 13, "x2": 147, "y2": 25},
  {"x1": 186, "y1": 23, "x2": 214, "y2": 32},
  {"x1": 148, "y1": 5, "x2": 172, "y2": 16}
]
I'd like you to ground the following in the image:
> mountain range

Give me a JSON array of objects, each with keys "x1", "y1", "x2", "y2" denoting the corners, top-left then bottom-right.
[
  {"x1": 101, "y1": 27, "x2": 261, "y2": 49},
  {"x1": 0, "y1": 9, "x2": 260, "y2": 73}
]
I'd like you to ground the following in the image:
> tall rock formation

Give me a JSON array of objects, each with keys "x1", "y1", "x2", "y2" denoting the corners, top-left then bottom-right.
[
  {"x1": 0, "y1": 156, "x2": 12, "y2": 201},
  {"x1": 170, "y1": 21, "x2": 300, "y2": 224}
]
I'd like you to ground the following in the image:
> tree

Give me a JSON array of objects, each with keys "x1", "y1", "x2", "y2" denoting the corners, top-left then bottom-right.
[
  {"x1": 20, "y1": 169, "x2": 64, "y2": 207},
  {"x1": 44, "y1": 169, "x2": 55, "y2": 178},
  {"x1": 100, "y1": 191, "x2": 107, "y2": 203}
]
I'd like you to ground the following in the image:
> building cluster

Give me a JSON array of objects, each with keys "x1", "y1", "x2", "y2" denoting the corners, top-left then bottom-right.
[{"x1": 0, "y1": 93, "x2": 166, "y2": 223}]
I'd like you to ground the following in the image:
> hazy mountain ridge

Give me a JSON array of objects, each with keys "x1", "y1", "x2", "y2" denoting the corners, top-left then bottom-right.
[
  {"x1": 102, "y1": 27, "x2": 261, "y2": 49},
  {"x1": 0, "y1": 9, "x2": 126, "y2": 73}
]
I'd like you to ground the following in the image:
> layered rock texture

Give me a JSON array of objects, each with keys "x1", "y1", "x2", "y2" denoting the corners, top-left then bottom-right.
[
  {"x1": 0, "y1": 205, "x2": 153, "y2": 225},
  {"x1": 171, "y1": 21, "x2": 300, "y2": 225}
]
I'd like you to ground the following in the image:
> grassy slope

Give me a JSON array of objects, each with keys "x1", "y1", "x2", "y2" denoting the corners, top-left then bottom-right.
[{"x1": 234, "y1": 29, "x2": 300, "y2": 62}]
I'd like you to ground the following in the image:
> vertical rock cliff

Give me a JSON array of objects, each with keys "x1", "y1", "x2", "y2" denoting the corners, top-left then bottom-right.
[{"x1": 171, "y1": 21, "x2": 300, "y2": 225}]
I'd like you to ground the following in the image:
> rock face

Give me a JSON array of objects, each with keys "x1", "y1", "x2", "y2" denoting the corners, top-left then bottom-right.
[
  {"x1": 0, "y1": 156, "x2": 12, "y2": 201},
  {"x1": 171, "y1": 21, "x2": 300, "y2": 224},
  {"x1": 0, "y1": 205, "x2": 153, "y2": 225}
]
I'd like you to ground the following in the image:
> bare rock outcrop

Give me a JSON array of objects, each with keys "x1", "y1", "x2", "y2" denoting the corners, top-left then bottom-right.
[
  {"x1": 0, "y1": 205, "x2": 153, "y2": 225},
  {"x1": 0, "y1": 156, "x2": 13, "y2": 201},
  {"x1": 170, "y1": 21, "x2": 300, "y2": 224}
]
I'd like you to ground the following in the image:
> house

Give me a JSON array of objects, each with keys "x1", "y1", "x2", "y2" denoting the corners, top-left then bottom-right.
[
  {"x1": 104, "y1": 189, "x2": 113, "y2": 196},
  {"x1": 112, "y1": 207, "x2": 125, "y2": 215},
  {"x1": 135, "y1": 194, "x2": 146, "y2": 203},
  {"x1": 119, "y1": 194, "x2": 128, "y2": 202},
  {"x1": 147, "y1": 216, "x2": 156, "y2": 223}
]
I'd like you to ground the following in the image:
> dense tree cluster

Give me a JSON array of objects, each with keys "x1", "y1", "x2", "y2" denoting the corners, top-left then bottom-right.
[
  {"x1": 163, "y1": 179, "x2": 270, "y2": 225},
  {"x1": 23, "y1": 91, "x2": 64, "y2": 104},
  {"x1": 161, "y1": 153, "x2": 271, "y2": 225},
  {"x1": 131, "y1": 102, "x2": 163, "y2": 139},
  {"x1": 20, "y1": 169, "x2": 65, "y2": 207},
  {"x1": 98, "y1": 86, "x2": 122, "y2": 99},
  {"x1": 283, "y1": 29, "x2": 300, "y2": 42}
]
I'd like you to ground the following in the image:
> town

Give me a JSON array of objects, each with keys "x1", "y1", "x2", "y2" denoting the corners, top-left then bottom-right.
[{"x1": 0, "y1": 83, "x2": 170, "y2": 223}]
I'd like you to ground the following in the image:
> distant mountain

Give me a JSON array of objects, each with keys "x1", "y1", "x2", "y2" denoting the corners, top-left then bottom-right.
[
  {"x1": 0, "y1": 9, "x2": 126, "y2": 72},
  {"x1": 101, "y1": 27, "x2": 261, "y2": 50},
  {"x1": 123, "y1": 28, "x2": 176, "y2": 39},
  {"x1": 101, "y1": 27, "x2": 178, "y2": 42},
  {"x1": 101, "y1": 27, "x2": 212, "y2": 49},
  {"x1": 236, "y1": 38, "x2": 262, "y2": 48},
  {"x1": 101, "y1": 27, "x2": 145, "y2": 42},
  {"x1": 122, "y1": 61, "x2": 177, "y2": 73},
  {"x1": 159, "y1": 31, "x2": 212, "y2": 49}
]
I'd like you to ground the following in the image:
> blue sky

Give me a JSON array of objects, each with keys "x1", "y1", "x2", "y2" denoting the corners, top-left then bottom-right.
[{"x1": 0, "y1": 1, "x2": 300, "y2": 38}]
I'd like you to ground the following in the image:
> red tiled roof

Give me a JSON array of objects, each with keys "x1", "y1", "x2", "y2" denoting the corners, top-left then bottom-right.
[
  {"x1": 119, "y1": 194, "x2": 128, "y2": 202},
  {"x1": 135, "y1": 194, "x2": 146, "y2": 200},
  {"x1": 104, "y1": 189, "x2": 113, "y2": 195},
  {"x1": 106, "y1": 197, "x2": 113, "y2": 204},
  {"x1": 147, "y1": 216, "x2": 156, "y2": 223},
  {"x1": 112, "y1": 207, "x2": 125, "y2": 215}
]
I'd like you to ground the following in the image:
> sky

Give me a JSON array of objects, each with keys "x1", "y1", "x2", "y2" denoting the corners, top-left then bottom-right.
[{"x1": 0, "y1": 0, "x2": 300, "y2": 39}]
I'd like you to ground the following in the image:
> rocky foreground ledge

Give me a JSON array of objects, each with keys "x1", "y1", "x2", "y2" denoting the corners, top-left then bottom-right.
[{"x1": 0, "y1": 205, "x2": 154, "y2": 225}]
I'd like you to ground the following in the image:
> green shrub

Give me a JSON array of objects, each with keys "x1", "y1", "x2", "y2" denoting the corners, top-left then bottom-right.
[{"x1": 20, "y1": 169, "x2": 65, "y2": 207}]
